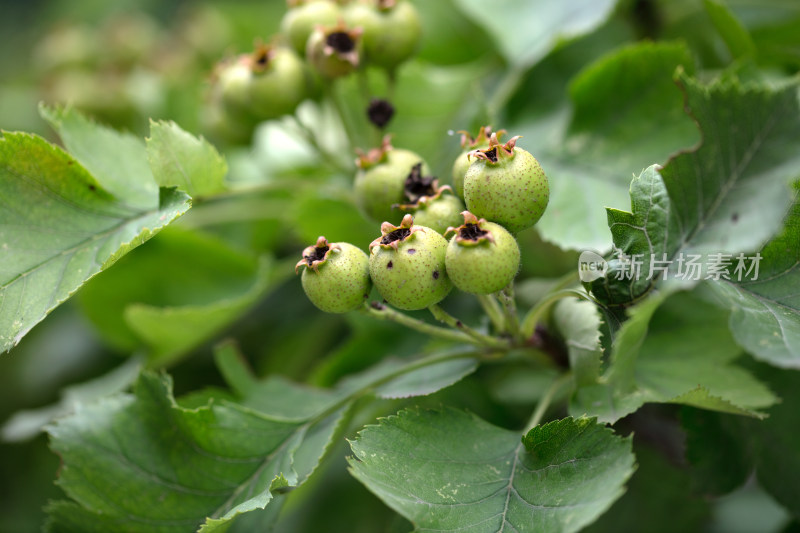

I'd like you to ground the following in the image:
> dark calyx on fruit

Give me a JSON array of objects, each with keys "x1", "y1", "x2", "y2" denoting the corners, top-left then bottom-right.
[
  {"x1": 483, "y1": 148, "x2": 498, "y2": 163},
  {"x1": 381, "y1": 227, "x2": 411, "y2": 245},
  {"x1": 403, "y1": 163, "x2": 437, "y2": 203},
  {"x1": 305, "y1": 244, "x2": 329, "y2": 266},
  {"x1": 367, "y1": 98, "x2": 395, "y2": 128},
  {"x1": 459, "y1": 223, "x2": 488, "y2": 241},
  {"x1": 327, "y1": 31, "x2": 355, "y2": 53}
]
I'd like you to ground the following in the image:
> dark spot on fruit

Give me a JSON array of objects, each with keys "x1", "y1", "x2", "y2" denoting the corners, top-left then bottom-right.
[
  {"x1": 403, "y1": 163, "x2": 437, "y2": 203},
  {"x1": 432, "y1": 270, "x2": 439, "y2": 279},
  {"x1": 367, "y1": 98, "x2": 395, "y2": 129},
  {"x1": 327, "y1": 31, "x2": 355, "y2": 53},
  {"x1": 484, "y1": 148, "x2": 498, "y2": 163},
  {"x1": 407, "y1": 248, "x2": 416, "y2": 255},
  {"x1": 305, "y1": 245, "x2": 329, "y2": 266},
  {"x1": 381, "y1": 227, "x2": 411, "y2": 244},
  {"x1": 732, "y1": 213, "x2": 739, "y2": 222},
  {"x1": 387, "y1": 261, "x2": 393, "y2": 269},
  {"x1": 88, "y1": 185, "x2": 96, "y2": 191},
  {"x1": 459, "y1": 223, "x2": 488, "y2": 241}
]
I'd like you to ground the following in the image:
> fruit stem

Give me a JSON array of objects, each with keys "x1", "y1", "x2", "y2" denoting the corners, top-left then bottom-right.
[
  {"x1": 363, "y1": 302, "x2": 480, "y2": 346},
  {"x1": 519, "y1": 289, "x2": 599, "y2": 340},
  {"x1": 525, "y1": 372, "x2": 573, "y2": 432},
  {"x1": 497, "y1": 284, "x2": 523, "y2": 343},
  {"x1": 477, "y1": 294, "x2": 506, "y2": 333},
  {"x1": 428, "y1": 304, "x2": 509, "y2": 350}
]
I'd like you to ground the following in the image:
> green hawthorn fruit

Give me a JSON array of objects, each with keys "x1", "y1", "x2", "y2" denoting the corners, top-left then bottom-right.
[
  {"x1": 354, "y1": 136, "x2": 429, "y2": 223},
  {"x1": 281, "y1": 0, "x2": 341, "y2": 56},
  {"x1": 368, "y1": 214, "x2": 452, "y2": 310},
  {"x1": 451, "y1": 126, "x2": 502, "y2": 199},
  {"x1": 306, "y1": 23, "x2": 363, "y2": 78},
  {"x1": 463, "y1": 134, "x2": 549, "y2": 234},
  {"x1": 296, "y1": 236, "x2": 372, "y2": 313},
  {"x1": 248, "y1": 44, "x2": 308, "y2": 120},
  {"x1": 445, "y1": 211, "x2": 520, "y2": 294},
  {"x1": 344, "y1": 0, "x2": 421, "y2": 71}
]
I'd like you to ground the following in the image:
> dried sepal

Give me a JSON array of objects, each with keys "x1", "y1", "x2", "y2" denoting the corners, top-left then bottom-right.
[
  {"x1": 369, "y1": 214, "x2": 425, "y2": 251},
  {"x1": 355, "y1": 134, "x2": 393, "y2": 170},
  {"x1": 445, "y1": 211, "x2": 495, "y2": 246},
  {"x1": 296, "y1": 236, "x2": 341, "y2": 273},
  {"x1": 468, "y1": 133, "x2": 521, "y2": 164},
  {"x1": 458, "y1": 126, "x2": 506, "y2": 150}
]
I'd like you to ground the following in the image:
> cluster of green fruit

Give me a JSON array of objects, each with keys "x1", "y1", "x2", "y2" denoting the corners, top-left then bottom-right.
[
  {"x1": 207, "y1": 0, "x2": 421, "y2": 141},
  {"x1": 297, "y1": 131, "x2": 550, "y2": 313}
]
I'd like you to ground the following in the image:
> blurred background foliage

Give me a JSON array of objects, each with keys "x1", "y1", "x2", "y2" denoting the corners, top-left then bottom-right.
[{"x1": 1, "y1": 0, "x2": 799, "y2": 531}]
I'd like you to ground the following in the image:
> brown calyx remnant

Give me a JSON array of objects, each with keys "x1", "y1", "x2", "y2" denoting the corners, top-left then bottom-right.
[
  {"x1": 295, "y1": 236, "x2": 341, "y2": 273},
  {"x1": 468, "y1": 133, "x2": 520, "y2": 164},
  {"x1": 395, "y1": 163, "x2": 453, "y2": 210},
  {"x1": 445, "y1": 211, "x2": 495, "y2": 245},
  {"x1": 355, "y1": 134, "x2": 393, "y2": 170},
  {"x1": 458, "y1": 125, "x2": 506, "y2": 150},
  {"x1": 250, "y1": 43, "x2": 276, "y2": 73},
  {"x1": 319, "y1": 21, "x2": 362, "y2": 66},
  {"x1": 369, "y1": 214, "x2": 425, "y2": 251}
]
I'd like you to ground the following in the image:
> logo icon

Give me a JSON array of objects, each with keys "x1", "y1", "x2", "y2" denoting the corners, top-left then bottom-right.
[{"x1": 578, "y1": 250, "x2": 608, "y2": 282}]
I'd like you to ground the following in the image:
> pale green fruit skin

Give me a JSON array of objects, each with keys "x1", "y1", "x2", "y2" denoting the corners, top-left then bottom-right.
[
  {"x1": 219, "y1": 61, "x2": 252, "y2": 116},
  {"x1": 281, "y1": 1, "x2": 341, "y2": 56},
  {"x1": 451, "y1": 150, "x2": 471, "y2": 199},
  {"x1": 369, "y1": 227, "x2": 452, "y2": 310},
  {"x1": 301, "y1": 243, "x2": 372, "y2": 313},
  {"x1": 354, "y1": 150, "x2": 429, "y2": 224},
  {"x1": 445, "y1": 222, "x2": 520, "y2": 294},
  {"x1": 345, "y1": 1, "x2": 421, "y2": 70},
  {"x1": 407, "y1": 194, "x2": 464, "y2": 235},
  {"x1": 463, "y1": 147, "x2": 549, "y2": 234},
  {"x1": 249, "y1": 48, "x2": 308, "y2": 119}
]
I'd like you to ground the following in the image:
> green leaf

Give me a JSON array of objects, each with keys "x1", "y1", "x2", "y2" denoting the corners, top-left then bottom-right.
[
  {"x1": 704, "y1": 190, "x2": 800, "y2": 368},
  {"x1": 453, "y1": 0, "x2": 616, "y2": 68},
  {"x1": 40, "y1": 104, "x2": 158, "y2": 210},
  {"x1": 77, "y1": 227, "x2": 275, "y2": 358},
  {"x1": 551, "y1": 298, "x2": 602, "y2": 387},
  {"x1": 349, "y1": 410, "x2": 634, "y2": 533},
  {"x1": 533, "y1": 42, "x2": 698, "y2": 250},
  {"x1": 375, "y1": 358, "x2": 478, "y2": 399},
  {"x1": 46, "y1": 371, "x2": 346, "y2": 533},
  {"x1": 0, "y1": 132, "x2": 191, "y2": 353},
  {"x1": 146, "y1": 120, "x2": 227, "y2": 198},
  {"x1": 1, "y1": 357, "x2": 141, "y2": 442},
  {"x1": 588, "y1": 165, "x2": 679, "y2": 305},
  {"x1": 704, "y1": 0, "x2": 757, "y2": 60},
  {"x1": 660, "y1": 72, "x2": 800, "y2": 258},
  {"x1": 125, "y1": 257, "x2": 276, "y2": 367},
  {"x1": 571, "y1": 292, "x2": 777, "y2": 423}
]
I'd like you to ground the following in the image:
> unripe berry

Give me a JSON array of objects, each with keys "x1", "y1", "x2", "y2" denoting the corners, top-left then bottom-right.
[
  {"x1": 248, "y1": 44, "x2": 308, "y2": 120},
  {"x1": 296, "y1": 236, "x2": 372, "y2": 313},
  {"x1": 281, "y1": 0, "x2": 341, "y2": 56},
  {"x1": 344, "y1": 0, "x2": 421, "y2": 71},
  {"x1": 354, "y1": 136, "x2": 429, "y2": 224},
  {"x1": 451, "y1": 126, "x2": 503, "y2": 199},
  {"x1": 368, "y1": 215, "x2": 452, "y2": 310},
  {"x1": 463, "y1": 134, "x2": 549, "y2": 234},
  {"x1": 445, "y1": 211, "x2": 520, "y2": 294},
  {"x1": 306, "y1": 22, "x2": 363, "y2": 78}
]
